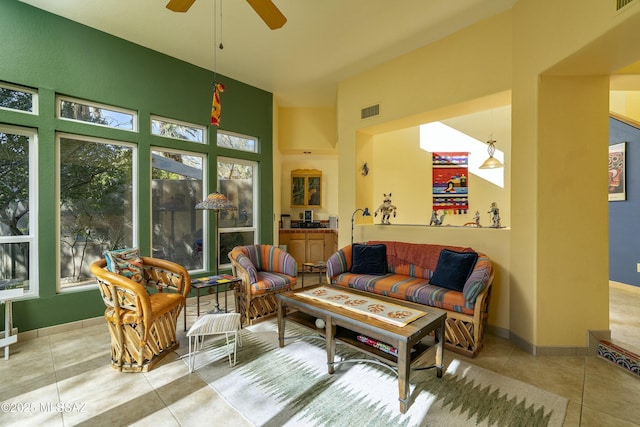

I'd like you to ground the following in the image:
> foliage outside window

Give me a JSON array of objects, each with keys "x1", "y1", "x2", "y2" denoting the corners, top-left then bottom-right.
[
  {"x1": 151, "y1": 149, "x2": 204, "y2": 272},
  {"x1": 0, "y1": 125, "x2": 37, "y2": 296},
  {"x1": 151, "y1": 116, "x2": 206, "y2": 144},
  {"x1": 217, "y1": 130, "x2": 258, "y2": 153},
  {"x1": 218, "y1": 157, "x2": 257, "y2": 267},
  {"x1": 57, "y1": 96, "x2": 137, "y2": 131},
  {"x1": 58, "y1": 135, "x2": 136, "y2": 289},
  {"x1": 0, "y1": 82, "x2": 37, "y2": 114}
]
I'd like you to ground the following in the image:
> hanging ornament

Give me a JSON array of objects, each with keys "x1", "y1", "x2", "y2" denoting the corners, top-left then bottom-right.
[{"x1": 211, "y1": 82, "x2": 224, "y2": 126}]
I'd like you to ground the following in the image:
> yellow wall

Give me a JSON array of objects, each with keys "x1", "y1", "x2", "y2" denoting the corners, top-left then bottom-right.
[
  {"x1": 277, "y1": 1, "x2": 640, "y2": 351},
  {"x1": 278, "y1": 107, "x2": 337, "y2": 154}
]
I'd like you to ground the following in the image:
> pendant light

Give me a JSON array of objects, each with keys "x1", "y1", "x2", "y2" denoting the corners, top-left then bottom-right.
[{"x1": 479, "y1": 136, "x2": 503, "y2": 169}]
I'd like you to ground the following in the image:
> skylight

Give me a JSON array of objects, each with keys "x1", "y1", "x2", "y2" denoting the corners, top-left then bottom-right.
[{"x1": 419, "y1": 122, "x2": 504, "y2": 188}]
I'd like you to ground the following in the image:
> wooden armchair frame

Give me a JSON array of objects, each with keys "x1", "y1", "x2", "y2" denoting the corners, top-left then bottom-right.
[{"x1": 90, "y1": 257, "x2": 191, "y2": 372}]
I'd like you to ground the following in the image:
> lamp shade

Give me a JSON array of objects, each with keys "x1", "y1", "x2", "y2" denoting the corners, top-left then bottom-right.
[
  {"x1": 479, "y1": 139, "x2": 504, "y2": 169},
  {"x1": 195, "y1": 192, "x2": 235, "y2": 211}
]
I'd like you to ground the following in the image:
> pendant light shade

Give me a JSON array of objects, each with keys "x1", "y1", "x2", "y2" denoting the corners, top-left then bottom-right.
[{"x1": 479, "y1": 138, "x2": 504, "y2": 169}]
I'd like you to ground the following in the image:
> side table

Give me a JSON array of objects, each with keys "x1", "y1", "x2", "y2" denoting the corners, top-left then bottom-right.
[
  {"x1": 301, "y1": 261, "x2": 327, "y2": 287},
  {"x1": 1, "y1": 287, "x2": 23, "y2": 360},
  {"x1": 184, "y1": 275, "x2": 241, "y2": 331}
]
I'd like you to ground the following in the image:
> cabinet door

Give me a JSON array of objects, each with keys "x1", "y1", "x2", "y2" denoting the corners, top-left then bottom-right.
[
  {"x1": 307, "y1": 234, "x2": 326, "y2": 263},
  {"x1": 324, "y1": 233, "x2": 337, "y2": 260},
  {"x1": 288, "y1": 240, "x2": 306, "y2": 269}
]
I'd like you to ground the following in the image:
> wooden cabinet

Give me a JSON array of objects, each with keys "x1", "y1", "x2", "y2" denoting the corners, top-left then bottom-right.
[
  {"x1": 291, "y1": 169, "x2": 322, "y2": 208},
  {"x1": 279, "y1": 230, "x2": 337, "y2": 269}
]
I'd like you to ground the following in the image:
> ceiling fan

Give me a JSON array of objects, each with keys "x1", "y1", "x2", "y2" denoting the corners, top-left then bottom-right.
[{"x1": 166, "y1": 0, "x2": 287, "y2": 30}]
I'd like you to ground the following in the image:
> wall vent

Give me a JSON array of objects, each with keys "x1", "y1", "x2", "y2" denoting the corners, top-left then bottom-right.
[
  {"x1": 361, "y1": 104, "x2": 380, "y2": 119},
  {"x1": 617, "y1": 0, "x2": 636, "y2": 11}
]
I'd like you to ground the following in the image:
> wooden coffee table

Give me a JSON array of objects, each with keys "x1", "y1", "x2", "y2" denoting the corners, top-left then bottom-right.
[{"x1": 277, "y1": 285, "x2": 445, "y2": 413}]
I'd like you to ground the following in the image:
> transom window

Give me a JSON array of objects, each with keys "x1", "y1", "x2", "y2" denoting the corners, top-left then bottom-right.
[
  {"x1": 0, "y1": 82, "x2": 37, "y2": 114},
  {"x1": 151, "y1": 115, "x2": 206, "y2": 144},
  {"x1": 57, "y1": 96, "x2": 137, "y2": 131},
  {"x1": 217, "y1": 130, "x2": 258, "y2": 153}
]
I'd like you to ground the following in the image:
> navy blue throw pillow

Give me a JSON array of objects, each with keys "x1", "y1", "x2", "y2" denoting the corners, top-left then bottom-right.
[
  {"x1": 351, "y1": 244, "x2": 387, "y2": 275},
  {"x1": 430, "y1": 249, "x2": 478, "y2": 292}
]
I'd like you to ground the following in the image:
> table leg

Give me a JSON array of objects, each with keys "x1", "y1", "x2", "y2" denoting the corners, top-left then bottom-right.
[
  {"x1": 435, "y1": 318, "x2": 445, "y2": 378},
  {"x1": 196, "y1": 289, "x2": 201, "y2": 317},
  {"x1": 397, "y1": 340, "x2": 410, "y2": 413},
  {"x1": 326, "y1": 318, "x2": 336, "y2": 374},
  {"x1": 277, "y1": 299, "x2": 285, "y2": 348},
  {"x1": 301, "y1": 266, "x2": 305, "y2": 288},
  {"x1": 183, "y1": 299, "x2": 187, "y2": 332}
]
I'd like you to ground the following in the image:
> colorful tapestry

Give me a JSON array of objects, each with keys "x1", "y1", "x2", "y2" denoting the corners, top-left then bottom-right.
[
  {"x1": 432, "y1": 152, "x2": 469, "y2": 214},
  {"x1": 297, "y1": 286, "x2": 426, "y2": 327}
]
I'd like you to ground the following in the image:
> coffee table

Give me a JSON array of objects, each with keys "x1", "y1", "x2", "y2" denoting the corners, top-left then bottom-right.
[{"x1": 277, "y1": 285, "x2": 445, "y2": 413}]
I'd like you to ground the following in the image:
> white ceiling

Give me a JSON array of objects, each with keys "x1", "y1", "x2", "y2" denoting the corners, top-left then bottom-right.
[{"x1": 20, "y1": 0, "x2": 516, "y2": 107}]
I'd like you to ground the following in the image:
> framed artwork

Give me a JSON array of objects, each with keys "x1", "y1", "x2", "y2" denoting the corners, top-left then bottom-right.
[
  {"x1": 608, "y1": 142, "x2": 626, "y2": 201},
  {"x1": 432, "y1": 152, "x2": 469, "y2": 214}
]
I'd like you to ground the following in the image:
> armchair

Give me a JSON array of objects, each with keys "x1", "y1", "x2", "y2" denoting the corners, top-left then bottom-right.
[
  {"x1": 90, "y1": 256, "x2": 191, "y2": 372},
  {"x1": 228, "y1": 245, "x2": 297, "y2": 325}
]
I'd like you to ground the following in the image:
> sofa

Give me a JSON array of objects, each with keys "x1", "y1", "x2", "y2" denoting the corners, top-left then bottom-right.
[
  {"x1": 229, "y1": 244, "x2": 298, "y2": 325},
  {"x1": 326, "y1": 241, "x2": 493, "y2": 357}
]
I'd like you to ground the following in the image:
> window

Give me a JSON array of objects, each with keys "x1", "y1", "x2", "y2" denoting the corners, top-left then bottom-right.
[
  {"x1": 218, "y1": 157, "x2": 257, "y2": 268},
  {"x1": 0, "y1": 82, "x2": 37, "y2": 114},
  {"x1": 151, "y1": 116, "x2": 206, "y2": 144},
  {"x1": 217, "y1": 130, "x2": 258, "y2": 153},
  {"x1": 58, "y1": 134, "x2": 136, "y2": 289},
  {"x1": 57, "y1": 96, "x2": 137, "y2": 131},
  {"x1": 151, "y1": 149, "x2": 204, "y2": 271},
  {"x1": 0, "y1": 125, "x2": 37, "y2": 297}
]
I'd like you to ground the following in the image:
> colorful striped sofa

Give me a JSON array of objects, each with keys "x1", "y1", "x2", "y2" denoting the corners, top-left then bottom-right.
[
  {"x1": 326, "y1": 241, "x2": 494, "y2": 357},
  {"x1": 229, "y1": 245, "x2": 298, "y2": 325}
]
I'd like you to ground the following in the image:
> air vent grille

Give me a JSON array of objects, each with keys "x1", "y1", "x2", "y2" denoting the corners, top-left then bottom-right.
[
  {"x1": 617, "y1": 0, "x2": 636, "y2": 10},
  {"x1": 361, "y1": 104, "x2": 380, "y2": 119}
]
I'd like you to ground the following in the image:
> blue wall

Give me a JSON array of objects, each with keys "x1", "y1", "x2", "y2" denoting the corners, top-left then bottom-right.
[{"x1": 609, "y1": 116, "x2": 640, "y2": 287}]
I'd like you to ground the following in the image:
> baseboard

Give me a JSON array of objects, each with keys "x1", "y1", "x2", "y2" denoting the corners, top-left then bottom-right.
[
  {"x1": 494, "y1": 329, "x2": 591, "y2": 356},
  {"x1": 16, "y1": 316, "x2": 104, "y2": 341}
]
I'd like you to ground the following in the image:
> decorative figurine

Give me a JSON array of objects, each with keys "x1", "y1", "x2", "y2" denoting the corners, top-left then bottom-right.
[
  {"x1": 488, "y1": 202, "x2": 501, "y2": 228},
  {"x1": 374, "y1": 193, "x2": 397, "y2": 225},
  {"x1": 429, "y1": 210, "x2": 446, "y2": 226},
  {"x1": 464, "y1": 210, "x2": 482, "y2": 227}
]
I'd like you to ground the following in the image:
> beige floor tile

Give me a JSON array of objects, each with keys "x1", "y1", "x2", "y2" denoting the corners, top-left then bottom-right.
[
  {"x1": 582, "y1": 356, "x2": 640, "y2": 425},
  {"x1": 562, "y1": 400, "x2": 582, "y2": 427},
  {"x1": 580, "y1": 406, "x2": 640, "y2": 427},
  {"x1": 498, "y1": 352, "x2": 586, "y2": 403},
  {"x1": 168, "y1": 383, "x2": 253, "y2": 427}
]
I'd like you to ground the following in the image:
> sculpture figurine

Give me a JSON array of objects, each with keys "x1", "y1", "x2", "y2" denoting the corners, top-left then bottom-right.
[
  {"x1": 474, "y1": 210, "x2": 481, "y2": 226},
  {"x1": 488, "y1": 202, "x2": 501, "y2": 228},
  {"x1": 374, "y1": 193, "x2": 397, "y2": 225},
  {"x1": 429, "y1": 210, "x2": 446, "y2": 226}
]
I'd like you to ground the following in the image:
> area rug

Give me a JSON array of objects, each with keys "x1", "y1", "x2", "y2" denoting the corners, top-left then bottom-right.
[{"x1": 180, "y1": 321, "x2": 568, "y2": 427}]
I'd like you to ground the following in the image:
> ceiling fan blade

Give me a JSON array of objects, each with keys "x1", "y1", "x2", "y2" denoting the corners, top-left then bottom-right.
[
  {"x1": 246, "y1": 0, "x2": 287, "y2": 30},
  {"x1": 166, "y1": 0, "x2": 196, "y2": 13}
]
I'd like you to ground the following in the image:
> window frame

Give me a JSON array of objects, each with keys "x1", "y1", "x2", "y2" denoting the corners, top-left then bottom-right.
[
  {"x1": 0, "y1": 82, "x2": 38, "y2": 115},
  {"x1": 216, "y1": 129, "x2": 259, "y2": 153},
  {"x1": 0, "y1": 124, "x2": 39, "y2": 298},
  {"x1": 151, "y1": 115, "x2": 207, "y2": 144},
  {"x1": 56, "y1": 132, "x2": 139, "y2": 292},
  {"x1": 217, "y1": 156, "x2": 258, "y2": 270},
  {"x1": 56, "y1": 95, "x2": 138, "y2": 132}
]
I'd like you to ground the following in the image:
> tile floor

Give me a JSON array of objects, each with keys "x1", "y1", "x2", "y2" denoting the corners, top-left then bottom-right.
[{"x1": 1, "y1": 278, "x2": 639, "y2": 426}]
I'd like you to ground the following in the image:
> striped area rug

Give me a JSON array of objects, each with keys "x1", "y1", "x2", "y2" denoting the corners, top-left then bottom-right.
[{"x1": 182, "y1": 321, "x2": 568, "y2": 427}]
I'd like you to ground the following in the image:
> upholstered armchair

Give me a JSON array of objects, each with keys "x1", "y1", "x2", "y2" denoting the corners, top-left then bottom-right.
[
  {"x1": 90, "y1": 254, "x2": 191, "y2": 372},
  {"x1": 228, "y1": 245, "x2": 297, "y2": 325}
]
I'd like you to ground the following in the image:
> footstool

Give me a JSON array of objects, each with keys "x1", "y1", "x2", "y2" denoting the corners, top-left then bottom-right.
[{"x1": 186, "y1": 312, "x2": 242, "y2": 372}]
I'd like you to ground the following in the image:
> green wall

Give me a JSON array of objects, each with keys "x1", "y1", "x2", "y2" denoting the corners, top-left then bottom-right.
[{"x1": 0, "y1": 1, "x2": 274, "y2": 331}]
